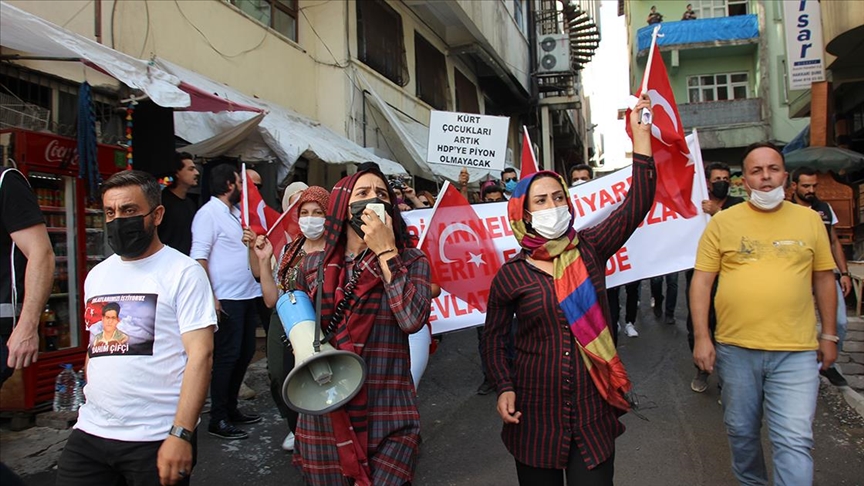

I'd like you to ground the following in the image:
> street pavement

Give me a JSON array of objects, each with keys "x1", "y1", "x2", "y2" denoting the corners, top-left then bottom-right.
[{"x1": 10, "y1": 278, "x2": 864, "y2": 485}]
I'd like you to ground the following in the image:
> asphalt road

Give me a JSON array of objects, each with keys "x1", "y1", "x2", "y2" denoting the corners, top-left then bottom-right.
[{"x1": 19, "y1": 278, "x2": 864, "y2": 485}]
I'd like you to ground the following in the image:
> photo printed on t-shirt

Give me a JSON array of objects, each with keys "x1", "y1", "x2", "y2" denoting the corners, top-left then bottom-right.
[{"x1": 84, "y1": 294, "x2": 157, "y2": 357}]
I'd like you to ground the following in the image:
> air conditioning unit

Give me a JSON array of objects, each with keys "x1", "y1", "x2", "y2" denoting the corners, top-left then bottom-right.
[{"x1": 537, "y1": 34, "x2": 570, "y2": 73}]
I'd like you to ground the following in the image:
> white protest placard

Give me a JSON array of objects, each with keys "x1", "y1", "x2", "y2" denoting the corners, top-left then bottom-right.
[
  {"x1": 403, "y1": 133, "x2": 710, "y2": 335},
  {"x1": 426, "y1": 111, "x2": 510, "y2": 172},
  {"x1": 783, "y1": 0, "x2": 826, "y2": 91}
]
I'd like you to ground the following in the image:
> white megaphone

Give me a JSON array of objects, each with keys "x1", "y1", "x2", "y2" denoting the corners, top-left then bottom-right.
[{"x1": 277, "y1": 290, "x2": 366, "y2": 415}]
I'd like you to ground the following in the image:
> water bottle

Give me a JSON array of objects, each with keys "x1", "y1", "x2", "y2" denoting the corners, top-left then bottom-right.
[
  {"x1": 74, "y1": 369, "x2": 86, "y2": 408},
  {"x1": 52, "y1": 364, "x2": 78, "y2": 413}
]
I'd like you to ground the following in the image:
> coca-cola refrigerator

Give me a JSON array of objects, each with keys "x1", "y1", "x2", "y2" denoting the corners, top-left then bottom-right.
[{"x1": 0, "y1": 129, "x2": 125, "y2": 412}]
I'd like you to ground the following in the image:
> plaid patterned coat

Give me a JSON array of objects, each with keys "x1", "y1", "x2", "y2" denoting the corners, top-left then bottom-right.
[{"x1": 294, "y1": 248, "x2": 431, "y2": 485}]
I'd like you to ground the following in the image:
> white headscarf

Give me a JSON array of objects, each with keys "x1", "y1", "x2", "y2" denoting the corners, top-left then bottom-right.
[{"x1": 281, "y1": 182, "x2": 308, "y2": 212}]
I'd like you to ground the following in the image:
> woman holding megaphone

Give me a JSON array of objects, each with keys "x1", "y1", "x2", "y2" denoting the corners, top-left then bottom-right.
[{"x1": 263, "y1": 167, "x2": 431, "y2": 486}]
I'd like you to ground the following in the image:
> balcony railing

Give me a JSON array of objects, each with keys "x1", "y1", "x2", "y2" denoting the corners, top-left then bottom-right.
[
  {"x1": 679, "y1": 98, "x2": 762, "y2": 129},
  {"x1": 637, "y1": 15, "x2": 759, "y2": 53}
]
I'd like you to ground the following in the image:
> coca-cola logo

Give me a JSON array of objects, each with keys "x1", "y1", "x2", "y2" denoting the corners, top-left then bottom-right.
[{"x1": 44, "y1": 139, "x2": 78, "y2": 165}]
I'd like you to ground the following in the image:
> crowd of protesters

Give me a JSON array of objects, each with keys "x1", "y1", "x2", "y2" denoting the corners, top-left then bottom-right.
[{"x1": 0, "y1": 91, "x2": 851, "y2": 486}]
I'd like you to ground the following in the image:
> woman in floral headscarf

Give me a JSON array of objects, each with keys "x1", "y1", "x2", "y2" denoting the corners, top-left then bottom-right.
[
  {"x1": 289, "y1": 167, "x2": 431, "y2": 486},
  {"x1": 483, "y1": 95, "x2": 655, "y2": 485},
  {"x1": 253, "y1": 185, "x2": 330, "y2": 452}
]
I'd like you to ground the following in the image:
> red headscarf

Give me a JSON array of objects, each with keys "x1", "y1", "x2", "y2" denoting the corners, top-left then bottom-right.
[{"x1": 311, "y1": 168, "x2": 418, "y2": 485}]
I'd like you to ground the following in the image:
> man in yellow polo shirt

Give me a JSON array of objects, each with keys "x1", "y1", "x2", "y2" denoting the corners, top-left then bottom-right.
[{"x1": 690, "y1": 142, "x2": 838, "y2": 486}]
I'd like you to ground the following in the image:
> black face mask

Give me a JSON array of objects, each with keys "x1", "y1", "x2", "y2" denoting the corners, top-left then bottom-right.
[
  {"x1": 348, "y1": 197, "x2": 392, "y2": 239},
  {"x1": 106, "y1": 208, "x2": 157, "y2": 258},
  {"x1": 710, "y1": 180, "x2": 730, "y2": 199}
]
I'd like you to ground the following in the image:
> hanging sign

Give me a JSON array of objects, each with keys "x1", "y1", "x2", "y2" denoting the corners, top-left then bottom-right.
[{"x1": 783, "y1": 0, "x2": 826, "y2": 91}]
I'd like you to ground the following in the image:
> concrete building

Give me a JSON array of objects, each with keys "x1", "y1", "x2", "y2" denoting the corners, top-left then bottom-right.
[
  {"x1": 623, "y1": 0, "x2": 809, "y2": 165},
  {"x1": 1, "y1": 0, "x2": 602, "y2": 190}
]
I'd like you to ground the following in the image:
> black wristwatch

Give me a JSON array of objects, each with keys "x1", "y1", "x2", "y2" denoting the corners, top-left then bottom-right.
[
  {"x1": 169, "y1": 425, "x2": 194, "y2": 443},
  {"x1": 841, "y1": 271, "x2": 851, "y2": 278}
]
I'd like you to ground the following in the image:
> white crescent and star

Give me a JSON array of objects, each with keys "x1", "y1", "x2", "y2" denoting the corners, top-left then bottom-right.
[
  {"x1": 438, "y1": 223, "x2": 486, "y2": 267},
  {"x1": 646, "y1": 89, "x2": 695, "y2": 167}
]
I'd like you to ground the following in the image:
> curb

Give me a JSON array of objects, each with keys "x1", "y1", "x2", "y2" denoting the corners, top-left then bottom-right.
[{"x1": 838, "y1": 384, "x2": 864, "y2": 419}]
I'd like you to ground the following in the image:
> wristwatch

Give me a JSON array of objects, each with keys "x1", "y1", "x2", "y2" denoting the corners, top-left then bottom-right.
[
  {"x1": 169, "y1": 425, "x2": 194, "y2": 443},
  {"x1": 840, "y1": 271, "x2": 851, "y2": 277},
  {"x1": 819, "y1": 333, "x2": 840, "y2": 343}
]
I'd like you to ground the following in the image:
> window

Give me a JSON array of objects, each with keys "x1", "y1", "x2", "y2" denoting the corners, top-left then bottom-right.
[
  {"x1": 687, "y1": 72, "x2": 749, "y2": 103},
  {"x1": 695, "y1": 0, "x2": 748, "y2": 19},
  {"x1": 414, "y1": 34, "x2": 448, "y2": 110},
  {"x1": 513, "y1": 0, "x2": 526, "y2": 34},
  {"x1": 454, "y1": 69, "x2": 479, "y2": 114},
  {"x1": 230, "y1": 0, "x2": 297, "y2": 42},
  {"x1": 357, "y1": 0, "x2": 408, "y2": 87}
]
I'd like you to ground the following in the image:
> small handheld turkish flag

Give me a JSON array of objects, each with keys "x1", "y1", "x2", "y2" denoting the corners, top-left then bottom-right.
[
  {"x1": 241, "y1": 183, "x2": 298, "y2": 257},
  {"x1": 626, "y1": 43, "x2": 697, "y2": 218},
  {"x1": 419, "y1": 182, "x2": 502, "y2": 313}
]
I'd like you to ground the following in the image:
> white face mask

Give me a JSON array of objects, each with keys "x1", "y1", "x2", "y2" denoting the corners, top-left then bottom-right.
[
  {"x1": 571, "y1": 180, "x2": 587, "y2": 187},
  {"x1": 530, "y1": 205, "x2": 572, "y2": 240},
  {"x1": 748, "y1": 185, "x2": 785, "y2": 211},
  {"x1": 299, "y1": 216, "x2": 325, "y2": 240}
]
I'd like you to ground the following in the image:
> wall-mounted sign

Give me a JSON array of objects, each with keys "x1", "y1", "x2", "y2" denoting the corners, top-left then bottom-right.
[
  {"x1": 426, "y1": 111, "x2": 510, "y2": 171},
  {"x1": 783, "y1": 0, "x2": 826, "y2": 91}
]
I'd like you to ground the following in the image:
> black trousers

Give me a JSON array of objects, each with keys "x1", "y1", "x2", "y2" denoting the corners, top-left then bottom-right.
[
  {"x1": 684, "y1": 269, "x2": 717, "y2": 354},
  {"x1": 607, "y1": 281, "x2": 640, "y2": 325},
  {"x1": 515, "y1": 450, "x2": 614, "y2": 486},
  {"x1": 210, "y1": 298, "x2": 259, "y2": 424},
  {"x1": 650, "y1": 272, "x2": 679, "y2": 318},
  {"x1": 267, "y1": 312, "x2": 298, "y2": 433},
  {"x1": 56, "y1": 429, "x2": 197, "y2": 486}
]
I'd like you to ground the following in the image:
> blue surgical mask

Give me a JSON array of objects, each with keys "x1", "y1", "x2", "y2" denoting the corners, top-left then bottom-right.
[{"x1": 504, "y1": 179, "x2": 518, "y2": 193}]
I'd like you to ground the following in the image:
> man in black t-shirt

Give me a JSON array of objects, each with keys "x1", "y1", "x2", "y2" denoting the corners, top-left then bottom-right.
[
  {"x1": 158, "y1": 152, "x2": 199, "y2": 255},
  {"x1": 0, "y1": 168, "x2": 55, "y2": 386}
]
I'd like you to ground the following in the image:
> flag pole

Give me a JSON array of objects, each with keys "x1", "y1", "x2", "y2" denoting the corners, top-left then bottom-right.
[
  {"x1": 417, "y1": 180, "x2": 450, "y2": 249},
  {"x1": 640, "y1": 25, "x2": 662, "y2": 94},
  {"x1": 241, "y1": 162, "x2": 249, "y2": 227}
]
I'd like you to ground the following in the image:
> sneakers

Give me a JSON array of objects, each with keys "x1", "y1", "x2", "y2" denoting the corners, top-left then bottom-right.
[
  {"x1": 208, "y1": 420, "x2": 249, "y2": 440},
  {"x1": 820, "y1": 367, "x2": 849, "y2": 387},
  {"x1": 229, "y1": 410, "x2": 262, "y2": 424},
  {"x1": 476, "y1": 380, "x2": 496, "y2": 395},
  {"x1": 664, "y1": 315, "x2": 676, "y2": 325},
  {"x1": 282, "y1": 432, "x2": 295, "y2": 451},
  {"x1": 691, "y1": 369, "x2": 709, "y2": 393},
  {"x1": 624, "y1": 322, "x2": 639, "y2": 338}
]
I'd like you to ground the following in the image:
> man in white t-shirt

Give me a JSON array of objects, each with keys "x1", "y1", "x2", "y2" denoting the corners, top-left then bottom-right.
[
  {"x1": 56, "y1": 171, "x2": 216, "y2": 486},
  {"x1": 191, "y1": 164, "x2": 263, "y2": 440}
]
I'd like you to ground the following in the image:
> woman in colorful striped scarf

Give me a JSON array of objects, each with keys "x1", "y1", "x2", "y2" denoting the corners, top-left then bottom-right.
[{"x1": 483, "y1": 94, "x2": 655, "y2": 486}]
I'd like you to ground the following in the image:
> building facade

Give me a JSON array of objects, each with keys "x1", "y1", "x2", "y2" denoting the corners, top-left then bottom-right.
[
  {"x1": 2, "y1": 0, "x2": 601, "y2": 190},
  {"x1": 624, "y1": 0, "x2": 809, "y2": 165}
]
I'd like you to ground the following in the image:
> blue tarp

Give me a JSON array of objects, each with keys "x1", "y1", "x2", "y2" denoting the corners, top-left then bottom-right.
[{"x1": 637, "y1": 14, "x2": 759, "y2": 52}]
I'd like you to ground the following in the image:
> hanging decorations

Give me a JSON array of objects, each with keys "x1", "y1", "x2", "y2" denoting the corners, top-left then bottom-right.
[
  {"x1": 125, "y1": 101, "x2": 135, "y2": 169},
  {"x1": 77, "y1": 81, "x2": 102, "y2": 198}
]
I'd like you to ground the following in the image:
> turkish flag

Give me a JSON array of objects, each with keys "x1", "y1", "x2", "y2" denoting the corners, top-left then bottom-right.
[
  {"x1": 626, "y1": 43, "x2": 697, "y2": 218},
  {"x1": 241, "y1": 183, "x2": 299, "y2": 257},
  {"x1": 521, "y1": 126, "x2": 539, "y2": 178},
  {"x1": 419, "y1": 182, "x2": 502, "y2": 313}
]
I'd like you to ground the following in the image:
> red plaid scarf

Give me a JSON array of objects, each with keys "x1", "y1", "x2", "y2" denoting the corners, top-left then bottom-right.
[{"x1": 312, "y1": 169, "x2": 410, "y2": 485}]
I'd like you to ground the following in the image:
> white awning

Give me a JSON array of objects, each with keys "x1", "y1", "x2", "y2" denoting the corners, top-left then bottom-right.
[
  {"x1": 157, "y1": 59, "x2": 407, "y2": 176},
  {"x1": 355, "y1": 69, "x2": 501, "y2": 183},
  {"x1": 0, "y1": 2, "x2": 190, "y2": 108}
]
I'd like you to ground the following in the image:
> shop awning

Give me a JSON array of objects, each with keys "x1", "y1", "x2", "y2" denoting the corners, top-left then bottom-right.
[
  {"x1": 0, "y1": 2, "x2": 188, "y2": 108},
  {"x1": 0, "y1": 2, "x2": 261, "y2": 113},
  {"x1": 355, "y1": 70, "x2": 503, "y2": 183},
  {"x1": 156, "y1": 59, "x2": 407, "y2": 176}
]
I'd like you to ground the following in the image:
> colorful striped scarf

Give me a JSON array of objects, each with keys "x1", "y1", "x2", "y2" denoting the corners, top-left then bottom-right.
[{"x1": 508, "y1": 171, "x2": 633, "y2": 411}]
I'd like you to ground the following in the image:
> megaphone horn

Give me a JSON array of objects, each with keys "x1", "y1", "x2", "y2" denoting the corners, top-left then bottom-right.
[{"x1": 277, "y1": 291, "x2": 367, "y2": 415}]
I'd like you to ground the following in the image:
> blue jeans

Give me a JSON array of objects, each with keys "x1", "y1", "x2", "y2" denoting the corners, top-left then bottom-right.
[
  {"x1": 835, "y1": 280, "x2": 847, "y2": 353},
  {"x1": 716, "y1": 344, "x2": 819, "y2": 486}
]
